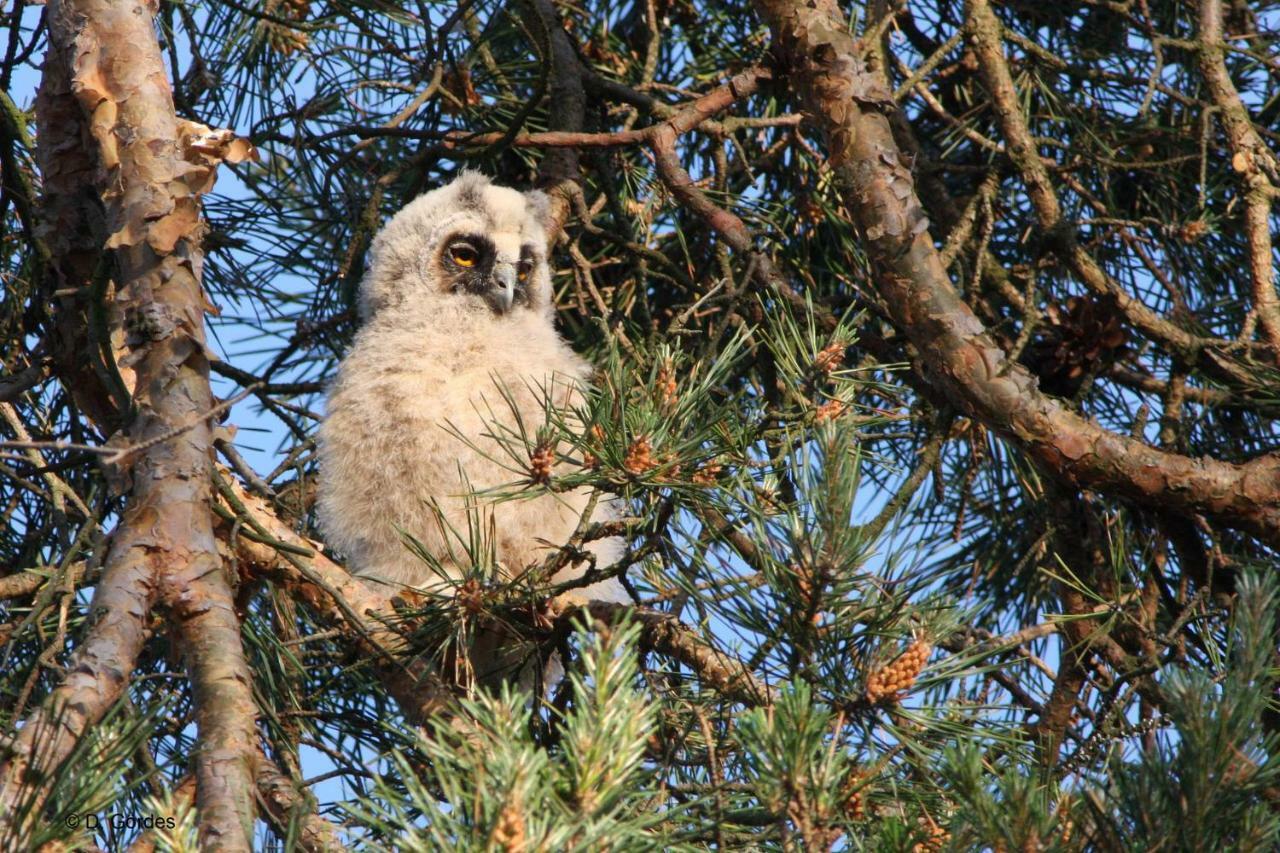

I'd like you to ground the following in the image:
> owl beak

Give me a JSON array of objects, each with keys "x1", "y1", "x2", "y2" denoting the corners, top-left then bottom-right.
[{"x1": 487, "y1": 262, "x2": 518, "y2": 314}]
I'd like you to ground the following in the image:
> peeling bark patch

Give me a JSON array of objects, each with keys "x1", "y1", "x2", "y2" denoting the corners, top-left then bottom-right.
[{"x1": 0, "y1": 0, "x2": 262, "y2": 846}]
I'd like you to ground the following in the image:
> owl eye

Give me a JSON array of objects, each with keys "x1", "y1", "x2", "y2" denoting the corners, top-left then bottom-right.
[
  {"x1": 517, "y1": 261, "x2": 532, "y2": 282},
  {"x1": 449, "y1": 243, "x2": 479, "y2": 268}
]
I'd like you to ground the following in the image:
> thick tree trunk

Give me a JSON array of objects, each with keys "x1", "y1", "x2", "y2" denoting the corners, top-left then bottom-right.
[{"x1": 0, "y1": 1, "x2": 259, "y2": 848}]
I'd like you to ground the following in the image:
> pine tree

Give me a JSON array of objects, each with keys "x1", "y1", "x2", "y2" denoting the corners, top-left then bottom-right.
[{"x1": 1, "y1": 0, "x2": 1278, "y2": 849}]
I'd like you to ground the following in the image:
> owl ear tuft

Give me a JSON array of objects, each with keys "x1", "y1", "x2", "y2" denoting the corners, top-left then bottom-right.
[
  {"x1": 452, "y1": 169, "x2": 492, "y2": 210},
  {"x1": 523, "y1": 189, "x2": 553, "y2": 232}
]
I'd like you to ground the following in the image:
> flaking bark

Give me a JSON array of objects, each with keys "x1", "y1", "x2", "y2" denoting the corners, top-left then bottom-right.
[{"x1": 0, "y1": 0, "x2": 260, "y2": 848}]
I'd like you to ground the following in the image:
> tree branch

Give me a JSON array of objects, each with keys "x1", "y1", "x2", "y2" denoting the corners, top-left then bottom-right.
[
  {"x1": 749, "y1": 0, "x2": 1280, "y2": 547},
  {"x1": 0, "y1": 539, "x2": 155, "y2": 843},
  {"x1": 963, "y1": 0, "x2": 1267, "y2": 381},
  {"x1": 1196, "y1": 0, "x2": 1280, "y2": 353},
  {"x1": 251, "y1": 749, "x2": 346, "y2": 852},
  {"x1": 574, "y1": 602, "x2": 776, "y2": 706},
  {"x1": 213, "y1": 472, "x2": 459, "y2": 726},
  {"x1": 443, "y1": 67, "x2": 773, "y2": 150},
  {"x1": 525, "y1": 0, "x2": 587, "y2": 242}
]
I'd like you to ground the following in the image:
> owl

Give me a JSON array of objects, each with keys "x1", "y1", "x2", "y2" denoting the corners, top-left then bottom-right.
[{"x1": 316, "y1": 173, "x2": 626, "y2": 664}]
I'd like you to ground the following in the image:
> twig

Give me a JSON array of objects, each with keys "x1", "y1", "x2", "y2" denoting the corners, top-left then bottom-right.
[
  {"x1": 1196, "y1": 0, "x2": 1280, "y2": 354},
  {"x1": 573, "y1": 601, "x2": 776, "y2": 706}
]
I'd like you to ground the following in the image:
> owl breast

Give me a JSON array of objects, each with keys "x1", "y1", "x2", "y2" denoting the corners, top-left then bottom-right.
[{"x1": 316, "y1": 311, "x2": 609, "y2": 594}]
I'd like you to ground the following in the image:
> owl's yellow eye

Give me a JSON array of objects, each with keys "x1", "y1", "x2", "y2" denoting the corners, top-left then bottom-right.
[
  {"x1": 517, "y1": 262, "x2": 531, "y2": 282},
  {"x1": 449, "y1": 244, "x2": 479, "y2": 268}
]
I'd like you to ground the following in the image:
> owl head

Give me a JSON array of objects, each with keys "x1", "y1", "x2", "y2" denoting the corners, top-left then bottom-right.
[{"x1": 359, "y1": 171, "x2": 554, "y2": 321}]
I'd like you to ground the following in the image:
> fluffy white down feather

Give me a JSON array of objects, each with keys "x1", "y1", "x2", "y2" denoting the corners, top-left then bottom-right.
[{"x1": 317, "y1": 173, "x2": 627, "y2": 611}]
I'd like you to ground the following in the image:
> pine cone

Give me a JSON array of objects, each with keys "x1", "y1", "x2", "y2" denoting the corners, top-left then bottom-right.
[{"x1": 1021, "y1": 295, "x2": 1127, "y2": 397}]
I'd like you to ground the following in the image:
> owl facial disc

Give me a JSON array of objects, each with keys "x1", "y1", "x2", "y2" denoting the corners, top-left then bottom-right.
[{"x1": 442, "y1": 234, "x2": 528, "y2": 314}]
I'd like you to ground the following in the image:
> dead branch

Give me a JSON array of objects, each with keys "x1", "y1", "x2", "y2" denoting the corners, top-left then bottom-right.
[{"x1": 443, "y1": 67, "x2": 772, "y2": 150}]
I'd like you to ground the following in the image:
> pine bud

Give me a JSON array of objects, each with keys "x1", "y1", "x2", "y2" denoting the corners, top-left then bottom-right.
[
  {"x1": 441, "y1": 67, "x2": 481, "y2": 114},
  {"x1": 841, "y1": 770, "x2": 867, "y2": 821},
  {"x1": 815, "y1": 399, "x2": 847, "y2": 422},
  {"x1": 1058, "y1": 812, "x2": 1074, "y2": 844},
  {"x1": 582, "y1": 424, "x2": 606, "y2": 469},
  {"x1": 865, "y1": 639, "x2": 932, "y2": 704},
  {"x1": 457, "y1": 578, "x2": 485, "y2": 617},
  {"x1": 754, "y1": 484, "x2": 779, "y2": 513},
  {"x1": 655, "y1": 362, "x2": 678, "y2": 410},
  {"x1": 265, "y1": 25, "x2": 309, "y2": 55},
  {"x1": 659, "y1": 450, "x2": 682, "y2": 481},
  {"x1": 528, "y1": 440, "x2": 555, "y2": 485},
  {"x1": 490, "y1": 802, "x2": 527, "y2": 852},
  {"x1": 1178, "y1": 219, "x2": 1209, "y2": 243},
  {"x1": 912, "y1": 820, "x2": 950, "y2": 853},
  {"x1": 624, "y1": 436, "x2": 655, "y2": 474},
  {"x1": 814, "y1": 339, "x2": 846, "y2": 374},
  {"x1": 692, "y1": 459, "x2": 723, "y2": 486}
]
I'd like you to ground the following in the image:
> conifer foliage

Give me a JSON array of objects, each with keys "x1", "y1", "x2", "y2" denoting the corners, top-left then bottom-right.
[{"x1": 1, "y1": 0, "x2": 1278, "y2": 849}]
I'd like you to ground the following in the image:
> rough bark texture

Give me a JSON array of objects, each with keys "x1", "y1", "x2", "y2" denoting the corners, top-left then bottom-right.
[
  {"x1": 0, "y1": 1, "x2": 259, "y2": 848},
  {"x1": 0, "y1": 524, "x2": 155, "y2": 837},
  {"x1": 251, "y1": 750, "x2": 346, "y2": 852},
  {"x1": 31, "y1": 39, "x2": 120, "y2": 431},
  {"x1": 1195, "y1": 0, "x2": 1280, "y2": 353},
  {"x1": 749, "y1": 0, "x2": 1280, "y2": 544},
  {"x1": 583, "y1": 602, "x2": 776, "y2": 706}
]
